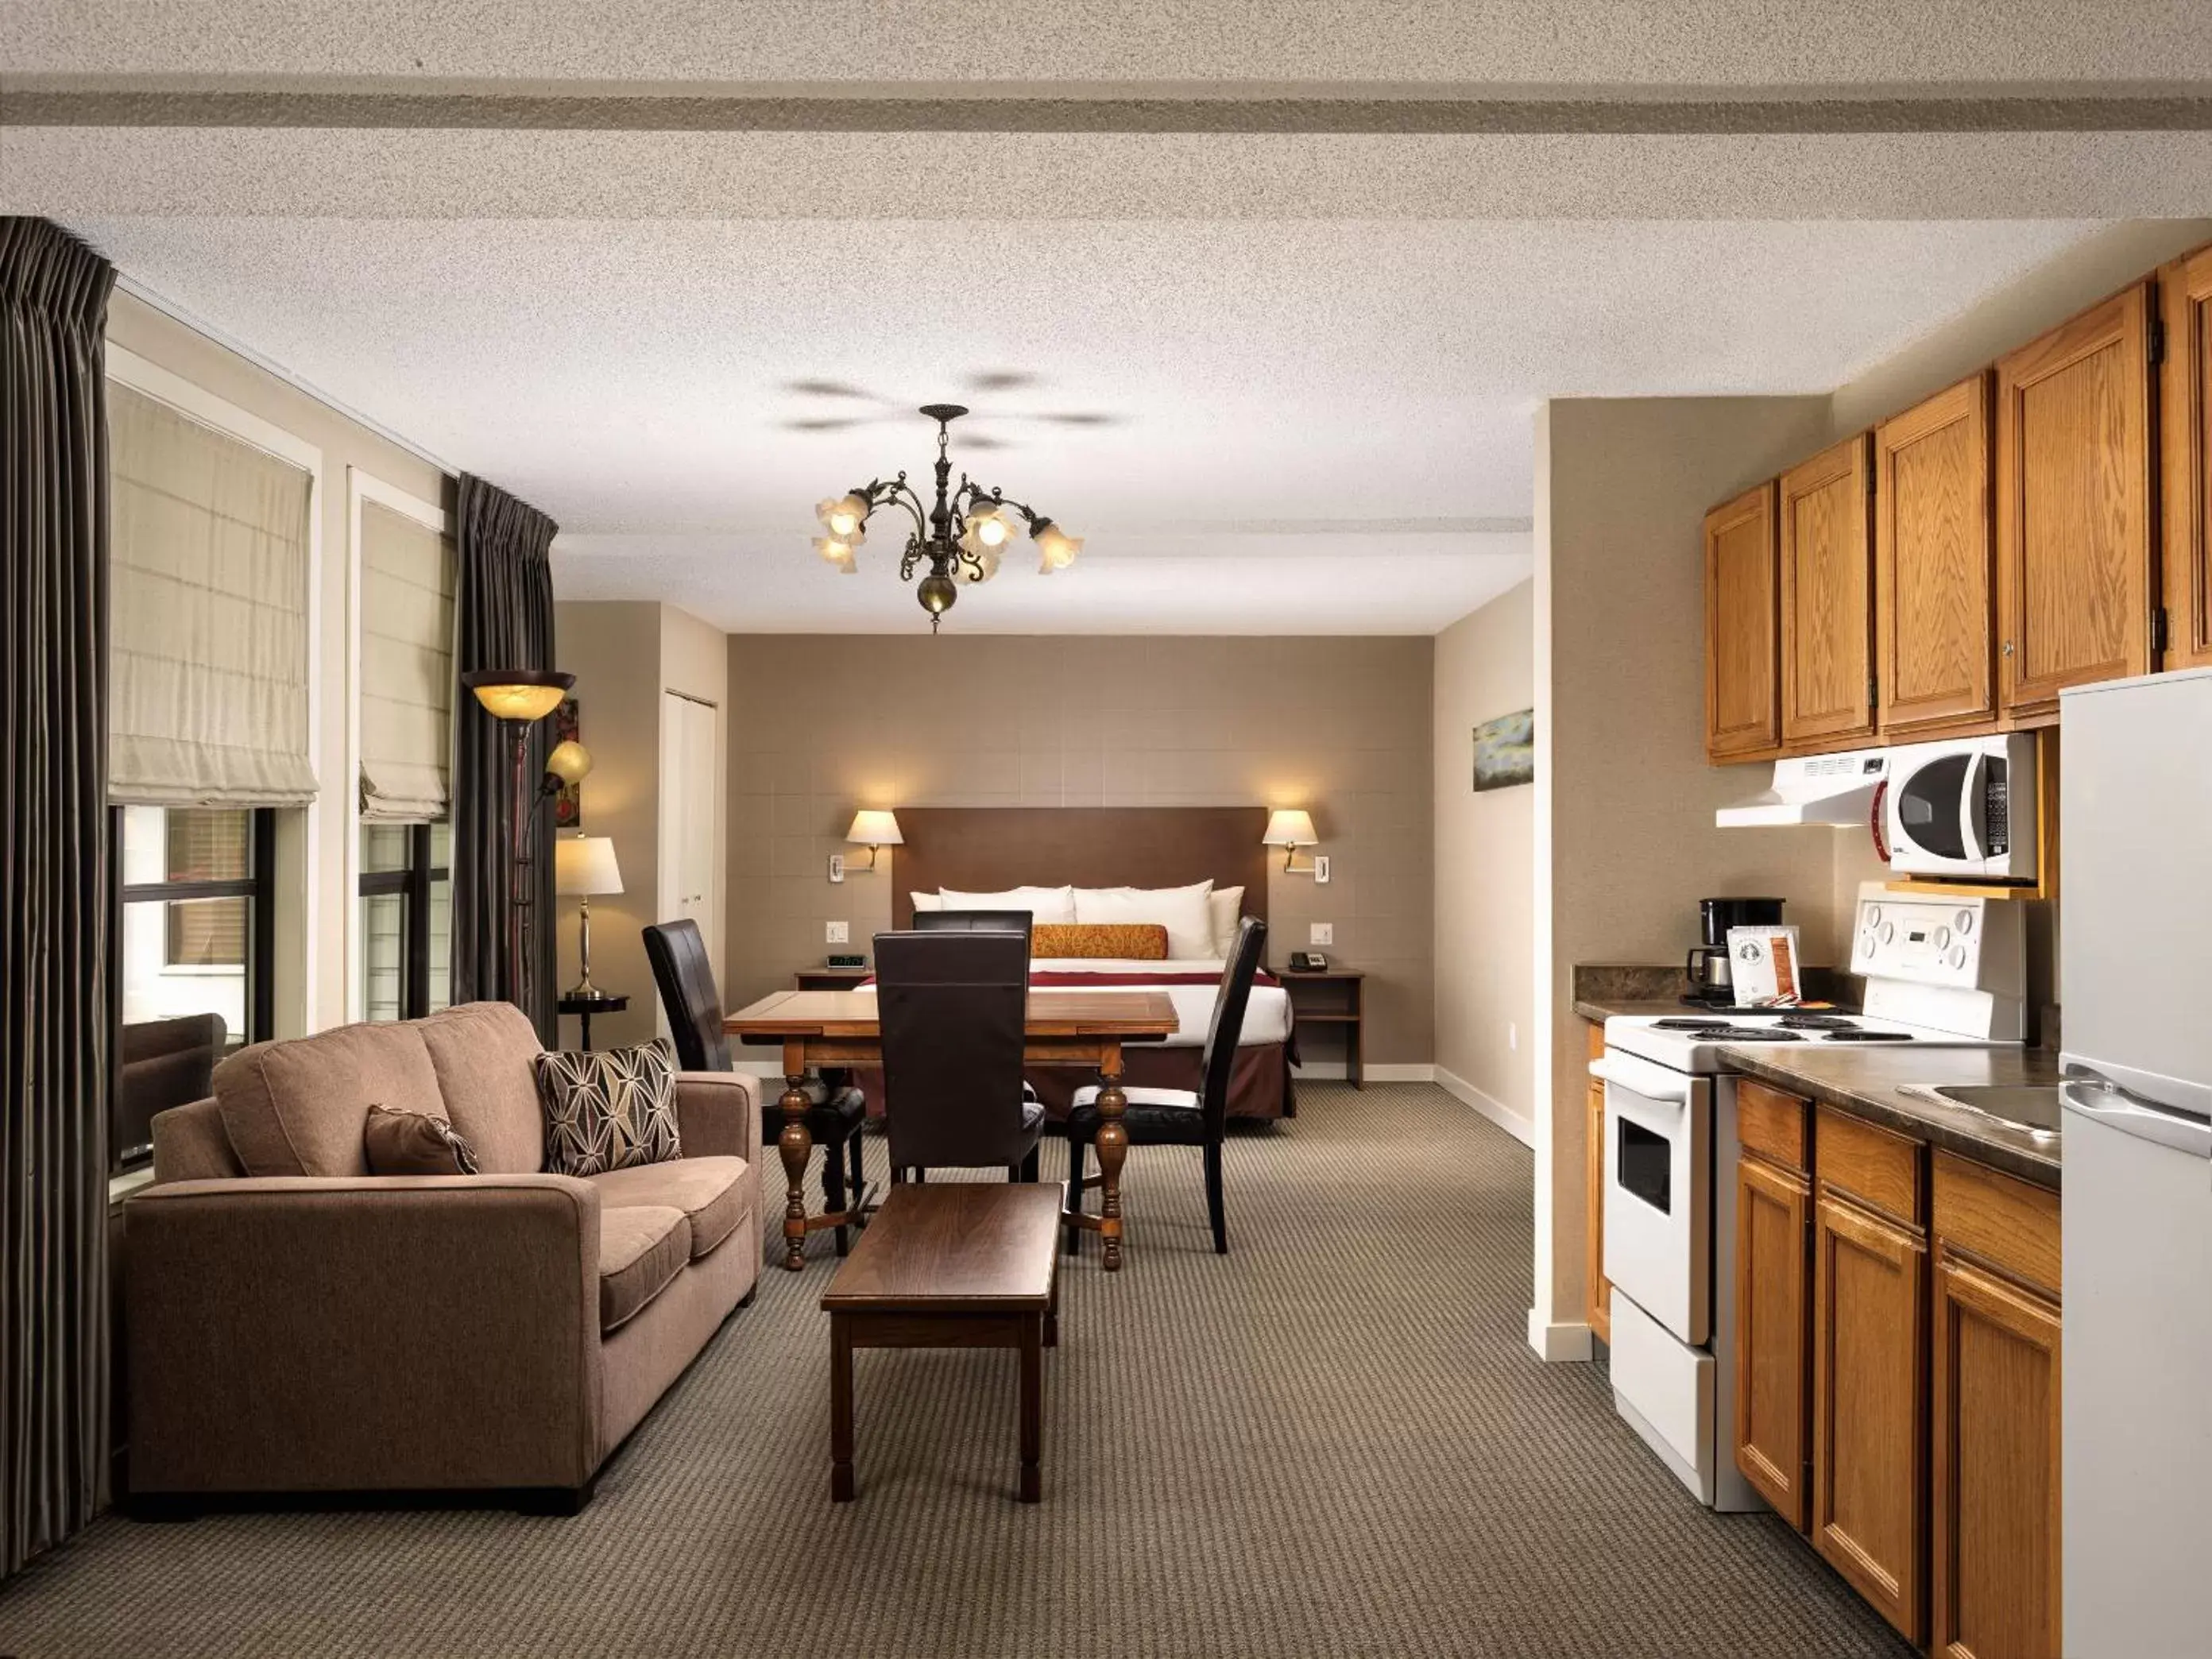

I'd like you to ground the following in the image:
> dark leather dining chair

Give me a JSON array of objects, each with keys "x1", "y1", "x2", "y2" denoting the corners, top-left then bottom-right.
[
  {"x1": 873, "y1": 929, "x2": 1045, "y2": 1184},
  {"x1": 910, "y1": 908, "x2": 1034, "y2": 953},
  {"x1": 643, "y1": 918, "x2": 869, "y2": 1255},
  {"x1": 1065, "y1": 916, "x2": 1267, "y2": 1255}
]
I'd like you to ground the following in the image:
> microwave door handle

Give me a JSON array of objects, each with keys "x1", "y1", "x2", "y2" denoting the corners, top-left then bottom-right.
[{"x1": 1958, "y1": 749, "x2": 1987, "y2": 863}]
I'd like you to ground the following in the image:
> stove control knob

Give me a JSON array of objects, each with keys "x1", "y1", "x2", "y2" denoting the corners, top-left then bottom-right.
[
  {"x1": 1880, "y1": 922, "x2": 1896, "y2": 946},
  {"x1": 1955, "y1": 909, "x2": 1974, "y2": 936},
  {"x1": 1934, "y1": 926, "x2": 1952, "y2": 949},
  {"x1": 1947, "y1": 945, "x2": 1968, "y2": 970},
  {"x1": 1866, "y1": 905, "x2": 1883, "y2": 926},
  {"x1": 1859, "y1": 929, "x2": 1877, "y2": 960}
]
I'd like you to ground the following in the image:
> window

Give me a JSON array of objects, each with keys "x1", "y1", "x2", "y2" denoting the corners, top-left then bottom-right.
[{"x1": 357, "y1": 821, "x2": 452, "y2": 1023}]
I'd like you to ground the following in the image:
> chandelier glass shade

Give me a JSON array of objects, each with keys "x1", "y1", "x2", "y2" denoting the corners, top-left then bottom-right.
[{"x1": 809, "y1": 404, "x2": 1079, "y2": 630}]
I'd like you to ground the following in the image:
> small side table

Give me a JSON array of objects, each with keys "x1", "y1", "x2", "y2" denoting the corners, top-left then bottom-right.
[
  {"x1": 558, "y1": 992, "x2": 628, "y2": 1053},
  {"x1": 795, "y1": 965, "x2": 872, "y2": 992},
  {"x1": 1280, "y1": 969, "x2": 1365, "y2": 1089}
]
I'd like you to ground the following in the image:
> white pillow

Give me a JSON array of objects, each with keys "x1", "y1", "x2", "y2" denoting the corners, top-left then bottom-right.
[
  {"x1": 1073, "y1": 881, "x2": 1215, "y2": 961},
  {"x1": 1208, "y1": 886, "x2": 1244, "y2": 957},
  {"x1": 911, "y1": 891, "x2": 944, "y2": 913},
  {"x1": 938, "y1": 884, "x2": 1077, "y2": 924}
]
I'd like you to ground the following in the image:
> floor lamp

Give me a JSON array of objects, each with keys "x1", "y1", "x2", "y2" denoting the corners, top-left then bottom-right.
[{"x1": 462, "y1": 668, "x2": 580, "y2": 1020}]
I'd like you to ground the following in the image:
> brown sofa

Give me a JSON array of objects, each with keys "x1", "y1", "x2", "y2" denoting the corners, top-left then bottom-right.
[{"x1": 124, "y1": 1001, "x2": 760, "y2": 1513}]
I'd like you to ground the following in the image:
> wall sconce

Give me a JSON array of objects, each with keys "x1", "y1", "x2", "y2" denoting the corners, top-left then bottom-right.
[
  {"x1": 837, "y1": 809, "x2": 903, "y2": 880},
  {"x1": 1263, "y1": 808, "x2": 1328, "y2": 880}
]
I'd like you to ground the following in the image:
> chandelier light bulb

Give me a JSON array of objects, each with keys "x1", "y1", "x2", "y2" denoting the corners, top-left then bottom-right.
[
  {"x1": 1033, "y1": 520, "x2": 1082, "y2": 573},
  {"x1": 814, "y1": 535, "x2": 857, "y2": 570},
  {"x1": 817, "y1": 493, "x2": 868, "y2": 537}
]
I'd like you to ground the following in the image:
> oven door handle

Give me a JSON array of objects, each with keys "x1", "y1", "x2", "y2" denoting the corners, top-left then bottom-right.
[{"x1": 1590, "y1": 1051, "x2": 1693, "y2": 1105}]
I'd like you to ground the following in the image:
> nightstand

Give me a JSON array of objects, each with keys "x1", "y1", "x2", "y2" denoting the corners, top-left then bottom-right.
[
  {"x1": 1279, "y1": 969, "x2": 1365, "y2": 1089},
  {"x1": 795, "y1": 965, "x2": 872, "y2": 992},
  {"x1": 557, "y1": 992, "x2": 628, "y2": 1053}
]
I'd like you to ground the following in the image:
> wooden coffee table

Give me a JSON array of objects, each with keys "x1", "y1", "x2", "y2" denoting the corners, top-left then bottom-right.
[{"x1": 820, "y1": 1182, "x2": 1064, "y2": 1503}]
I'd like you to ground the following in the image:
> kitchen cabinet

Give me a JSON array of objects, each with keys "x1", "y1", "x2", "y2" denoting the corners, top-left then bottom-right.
[
  {"x1": 1931, "y1": 1154, "x2": 2062, "y2": 1659},
  {"x1": 1779, "y1": 435, "x2": 1876, "y2": 748},
  {"x1": 1994, "y1": 283, "x2": 2157, "y2": 718},
  {"x1": 1585, "y1": 1021, "x2": 1610, "y2": 1345},
  {"x1": 1704, "y1": 481, "x2": 1782, "y2": 763},
  {"x1": 1734, "y1": 1135, "x2": 1812, "y2": 1528},
  {"x1": 1812, "y1": 1108, "x2": 1928, "y2": 1645},
  {"x1": 1875, "y1": 374, "x2": 1997, "y2": 736},
  {"x1": 2160, "y1": 244, "x2": 2212, "y2": 671}
]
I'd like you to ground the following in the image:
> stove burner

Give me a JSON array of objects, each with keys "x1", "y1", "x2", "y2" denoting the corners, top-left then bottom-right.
[
  {"x1": 1652, "y1": 1018, "x2": 1733, "y2": 1031},
  {"x1": 1777, "y1": 1014, "x2": 1859, "y2": 1031},
  {"x1": 1819, "y1": 1030, "x2": 1915, "y2": 1042},
  {"x1": 1698, "y1": 1027, "x2": 1804, "y2": 1042}
]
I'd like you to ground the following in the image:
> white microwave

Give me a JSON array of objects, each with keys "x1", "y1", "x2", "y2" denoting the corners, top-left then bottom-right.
[{"x1": 1884, "y1": 733, "x2": 2038, "y2": 880}]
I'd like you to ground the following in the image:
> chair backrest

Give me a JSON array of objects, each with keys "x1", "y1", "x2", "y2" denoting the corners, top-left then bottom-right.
[
  {"x1": 643, "y1": 918, "x2": 730, "y2": 1072},
  {"x1": 911, "y1": 907, "x2": 1034, "y2": 957},
  {"x1": 1197, "y1": 917, "x2": 1269, "y2": 1135},
  {"x1": 873, "y1": 929, "x2": 1031, "y2": 1171}
]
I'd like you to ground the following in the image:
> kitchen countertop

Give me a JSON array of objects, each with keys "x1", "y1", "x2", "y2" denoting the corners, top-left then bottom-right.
[{"x1": 1719, "y1": 1043, "x2": 2063, "y2": 1191}]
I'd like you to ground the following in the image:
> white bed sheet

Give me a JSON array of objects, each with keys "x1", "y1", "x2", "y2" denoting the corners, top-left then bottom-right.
[{"x1": 857, "y1": 957, "x2": 1290, "y2": 1049}]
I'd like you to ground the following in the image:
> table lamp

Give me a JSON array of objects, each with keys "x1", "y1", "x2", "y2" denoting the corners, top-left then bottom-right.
[{"x1": 555, "y1": 833, "x2": 624, "y2": 996}]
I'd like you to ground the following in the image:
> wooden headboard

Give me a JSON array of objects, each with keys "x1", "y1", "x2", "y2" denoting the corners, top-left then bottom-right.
[{"x1": 891, "y1": 807, "x2": 1270, "y2": 930}]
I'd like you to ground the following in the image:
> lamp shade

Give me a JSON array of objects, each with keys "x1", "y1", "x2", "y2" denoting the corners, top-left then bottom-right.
[
  {"x1": 555, "y1": 834, "x2": 624, "y2": 896},
  {"x1": 846, "y1": 810, "x2": 903, "y2": 848},
  {"x1": 543, "y1": 739, "x2": 593, "y2": 786},
  {"x1": 1262, "y1": 809, "x2": 1317, "y2": 848},
  {"x1": 462, "y1": 668, "x2": 574, "y2": 723}
]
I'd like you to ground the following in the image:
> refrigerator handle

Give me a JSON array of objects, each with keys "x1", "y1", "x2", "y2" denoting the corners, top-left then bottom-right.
[{"x1": 2060, "y1": 1075, "x2": 2212, "y2": 1159}]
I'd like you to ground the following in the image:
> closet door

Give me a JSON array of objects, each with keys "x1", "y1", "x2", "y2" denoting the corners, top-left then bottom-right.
[{"x1": 658, "y1": 691, "x2": 722, "y2": 973}]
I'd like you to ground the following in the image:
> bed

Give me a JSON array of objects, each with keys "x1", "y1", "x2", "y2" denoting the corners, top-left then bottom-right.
[{"x1": 862, "y1": 806, "x2": 1297, "y2": 1122}]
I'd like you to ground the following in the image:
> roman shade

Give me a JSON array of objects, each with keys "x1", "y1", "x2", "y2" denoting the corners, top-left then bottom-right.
[
  {"x1": 358, "y1": 499, "x2": 456, "y2": 822},
  {"x1": 107, "y1": 381, "x2": 316, "y2": 806}
]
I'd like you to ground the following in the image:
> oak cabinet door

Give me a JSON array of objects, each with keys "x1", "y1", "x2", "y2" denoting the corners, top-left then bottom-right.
[
  {"x1": 2162, "y1": 246, "x2": 2212, "y2": 671},
  {"x1": 1994, "y1": 284, "x2": 2156, "y2": 717},
  {"x1": 1705, "y1": 481, "x2": 1782, "y2": 763},
  {"x1": 1734, "y1": 1152, "x2": 1812, "y2": 1529},
  {"x1": 1877, "y1": 375, "x2": 1997, "y2": 735},
  {"x1": 1932, "y1": 1255, "x2": 2062, "y2": 1659},
  {"x1": 1814, "y1": 1192, "x2": 1929, "y2": 1644},
  {"x1": 1780, "y1": 435, "x2": 1876, "y2": 748},
  {"x1": 1586, "y1": 1078, "x2": 1611, "y2": 1344}
]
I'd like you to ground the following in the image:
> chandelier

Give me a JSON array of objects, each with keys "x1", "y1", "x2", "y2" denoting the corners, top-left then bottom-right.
[{"x1": 811, "y1": 403, "x2": 1081, "y2": 632}]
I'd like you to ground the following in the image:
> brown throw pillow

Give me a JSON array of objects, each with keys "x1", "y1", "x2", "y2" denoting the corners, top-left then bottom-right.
[
  {"x1": 534, "y1": 1039, "x2": 683, "y2": 1178},
  {"x1": 363, "y1": 1105, "x2": 481, "y2": 1176}
]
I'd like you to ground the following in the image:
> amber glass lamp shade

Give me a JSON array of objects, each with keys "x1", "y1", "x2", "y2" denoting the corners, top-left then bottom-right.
[
  {"x1": 543, "y1": 739, "x2": 593, "y2": 785},
  {"x1": 462, "y1": 669, "x2": 574, "y2": 722}
]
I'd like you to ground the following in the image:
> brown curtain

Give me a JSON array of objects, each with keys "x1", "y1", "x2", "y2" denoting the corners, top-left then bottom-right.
[
  {"x1": 450, "y1": 474, "x2": 559, "y2": 1042},
  {"x1": 0, "y1": 217, "x2": 117, "y2": 1573}
]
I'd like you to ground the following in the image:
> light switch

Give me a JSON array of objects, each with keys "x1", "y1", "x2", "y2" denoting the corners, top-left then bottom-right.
[
  {"x1": 1313, "y1": 854, "x2": 1331, "y2": 884},
  {"x1": 828, "y1": 853, "x2": 845, "y2": 884},
  {"x1": 1310, "y1": 922, "x2": 1333, "y2": 946},
  {"x1": 826, "y1": 920, "x2": 849, "y2": 945}
]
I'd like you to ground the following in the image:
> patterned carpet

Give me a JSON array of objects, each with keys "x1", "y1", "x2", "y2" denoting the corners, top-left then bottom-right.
[{"x1": 0, "y1": 1083, "x2": 1911, "y2": 1657}]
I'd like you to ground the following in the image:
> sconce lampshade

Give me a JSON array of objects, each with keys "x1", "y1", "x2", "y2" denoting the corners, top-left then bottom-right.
[
  {"x1": 543, "y1": 739, "x2": 593, "y2": 786},
  {"x1": 1262, "y1": 809, "x2": 1318, "y2": 849},
  {"x1": 462, "y1": 668, "x2": 574, "y2": 723},
  {"x1": 555, "y1": 834, "x2": 624, "y2": 897},
  {"x1": 846, "y1": 810, "x2": 904, "y2": 848}
]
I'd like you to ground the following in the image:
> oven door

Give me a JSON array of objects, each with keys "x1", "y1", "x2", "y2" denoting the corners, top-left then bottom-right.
[{"x1": 1595, "y1": 1048, "x2": 1711, "y2": 1347}]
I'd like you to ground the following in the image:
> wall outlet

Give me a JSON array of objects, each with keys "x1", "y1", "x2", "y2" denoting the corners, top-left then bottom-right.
[
  {"x1": 1509, "y1": 1022, "x2": 1518, "y2": 1052},
  {"x1": 826, "y1": 920, "x2": 849, "y2": 945},
  {"x1": 1309, "y1": 922, "x2": 1333, "y2": 946},
  {"x1": 827, "y1": 852, "x2": 845, "y2": 884},
  {"x1": 1313, "y1": 854, "x2": 1331, "y2": 884}
]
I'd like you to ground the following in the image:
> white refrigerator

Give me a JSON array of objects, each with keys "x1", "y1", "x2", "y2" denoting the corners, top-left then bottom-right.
[{"x1": 2060, "y1": 667, "x2": 2212, "y2": 1657}]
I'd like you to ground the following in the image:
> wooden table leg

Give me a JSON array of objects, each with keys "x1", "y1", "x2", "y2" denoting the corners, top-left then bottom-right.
[
  {"x1": 830, "y1": 1313, "x2": 855, "y2": 1502},
  {"x1": 779, "y1": 1067, "x2": 814, "y2": 1273},
  {"x1": 1094, "y1": 1045, "x2": 1128, "y2": 1273},
  {"x1": 1019, "y1": 1315, "x2": 1042, "y2": 1503}
]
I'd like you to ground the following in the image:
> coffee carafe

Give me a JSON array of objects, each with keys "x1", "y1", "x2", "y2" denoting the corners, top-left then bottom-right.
[{"x1": 1685, "y1": 896, "x2": 1785, "y2": 1005}]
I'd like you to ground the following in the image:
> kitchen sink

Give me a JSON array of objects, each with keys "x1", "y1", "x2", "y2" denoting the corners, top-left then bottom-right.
[{"x1": 1902, "y1": 1083, "x2": 2064, "y2": 1140}]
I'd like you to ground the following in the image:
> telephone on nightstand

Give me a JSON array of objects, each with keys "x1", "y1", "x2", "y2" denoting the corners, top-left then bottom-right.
[{"x1": 1288, "y1": 951, "x2": 1329, "y2": 973}]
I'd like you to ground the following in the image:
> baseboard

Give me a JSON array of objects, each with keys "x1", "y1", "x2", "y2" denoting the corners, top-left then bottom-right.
[
  {"x1": 1526, "y1": 1311, "x2": 1595, "y2": 1363},
  {"x1": 1435, "y1": 1067, "x2": 1536, "y2": 1147}
]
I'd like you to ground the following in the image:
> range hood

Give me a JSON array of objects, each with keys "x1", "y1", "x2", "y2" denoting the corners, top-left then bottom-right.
[{"x1": 1716, "y1": 750, "x2": 1889, "y2": 827}]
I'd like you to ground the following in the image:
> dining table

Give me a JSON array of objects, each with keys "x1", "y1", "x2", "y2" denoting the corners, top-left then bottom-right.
[{"x1": 723, "y1": 987, "x2": 1180, "y2": 1273}]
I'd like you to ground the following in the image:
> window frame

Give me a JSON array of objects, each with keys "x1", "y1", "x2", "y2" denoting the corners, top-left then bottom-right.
[{"x1": 358, "y1": 823, "x2": 451, "y2": 1022}]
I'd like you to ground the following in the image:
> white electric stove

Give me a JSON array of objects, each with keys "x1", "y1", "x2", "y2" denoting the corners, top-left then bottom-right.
[{"x1": 1591, "y1": 885, "x2": 2026, "y2": 1510}]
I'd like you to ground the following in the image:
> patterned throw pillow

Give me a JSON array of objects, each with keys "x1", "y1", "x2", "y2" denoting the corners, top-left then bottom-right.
[
  {"x1": 1031, "y1": 922, "x2": 1170, "y2": 961},
  {"x1": 534, "y1": 1039, "x2": 683, "y2": 1177}
]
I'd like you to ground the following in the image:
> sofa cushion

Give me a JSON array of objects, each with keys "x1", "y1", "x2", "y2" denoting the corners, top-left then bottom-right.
[
  {"x1": 215, "y1": 1021, "x2": 445, "y2": 1178},
  {"x1": 363, "y1": 1105, "x2": 480, "y2": 1177},
  {"x1": 418, "y1": 1002, "x2": 547, "y2": 1174},
  {"x1": 589, "y1": 1155, "x2": 750, "y2": 1259},
  {"x1": 536, "y1": 1041, "x2": 683, "y2": 1178},
  {"x1": 598, "y1": 1205, "x2": 690, "y2": 1332}
]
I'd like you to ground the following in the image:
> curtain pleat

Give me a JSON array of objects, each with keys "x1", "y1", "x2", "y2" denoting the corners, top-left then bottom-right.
[
  {"x1": 450, "y1": 474, "x2": 559, "y2": 1042},
  {"x1": 0, "y1": 217, "x2": 117, "y2": 1576}
]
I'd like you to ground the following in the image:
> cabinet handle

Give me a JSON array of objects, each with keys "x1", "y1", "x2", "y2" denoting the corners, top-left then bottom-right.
[{"x1": 2001, "y1": 640, "x2": 2015, "y2": 657}]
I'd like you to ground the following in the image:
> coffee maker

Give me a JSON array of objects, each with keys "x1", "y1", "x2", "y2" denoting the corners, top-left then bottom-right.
[{"x1": 1684, "y1": 897, "x2": 1785, "y2": 1007}]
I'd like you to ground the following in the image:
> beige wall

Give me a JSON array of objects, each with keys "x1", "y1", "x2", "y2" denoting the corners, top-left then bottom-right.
[
  {"x1": 724, "y1": 634, "x2": 1436, "y2": 1063},
  {"x1": 1432, "y1": 579, "x2": 1536, "y2": 1133},
  {"x1": 551, "y1": 600, "x2": 729, "y2": 1050},
  {"x1": 1530, "y1": 395, "x2": 1841, "y2": 1355},
  {"x1": 105, "y1": 289, "x2": 451, "y2": 1037}
]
